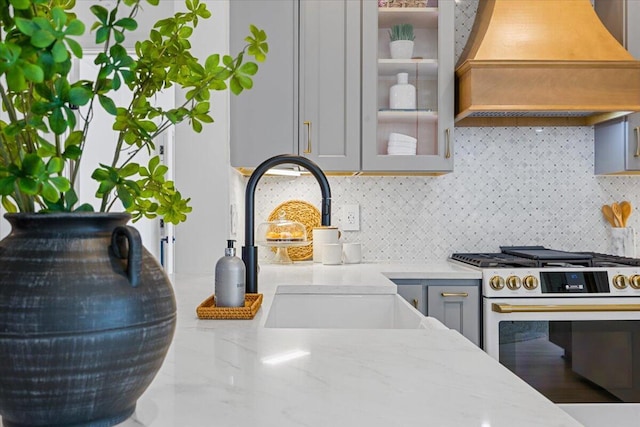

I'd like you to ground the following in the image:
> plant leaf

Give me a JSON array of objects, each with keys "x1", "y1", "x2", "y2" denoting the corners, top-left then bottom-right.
[
  {"x1": 31, "y1": 30, "x2": 57, "y2": 48},
  {"x1": 51, "y1": 40, "x2": 69, "y2": 62},
  {"x1": 41, "y1": 181, "x2": 60, "y2": 202},
  {"x1": 9, "y1": 0, "x2": 30, "y2": 10},
  {"x1": 65, "y1": 19, "x2": 85, "y2": 36},
  {"x1": 99, "y1": 95, "x2": 117, "y2": 115},
  {"x1": 22, "y1": 63, "x2": 44, "y2": 83},
  {"x1": 114, "y1": 17, "x2": 137, "y2": 31},
  {"x1": 22, "y1": 154, "x2": 45, "y2": 176},
  {"x1": 15, "y1": 17, "x2": 37, "y2": 36},
  {"x1": 69, "y1": 86, "x2": 92, "y2": 106},
  {"x1": 90, "y1": 5, "x2": 109, "y2": 25}
]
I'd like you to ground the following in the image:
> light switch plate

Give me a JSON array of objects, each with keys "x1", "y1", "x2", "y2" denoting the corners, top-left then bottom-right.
[{"x1": 342, "y1": 204, "x2": 360, "y2": 231}]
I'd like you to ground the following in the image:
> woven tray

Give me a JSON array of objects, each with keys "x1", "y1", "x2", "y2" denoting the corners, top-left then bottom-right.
[
  {"x1": 196, "y1": 293, "x2": 263, "y2": 320},
  {"x1": 268, "y1": 200, "x2": 321, "y2": 261}
]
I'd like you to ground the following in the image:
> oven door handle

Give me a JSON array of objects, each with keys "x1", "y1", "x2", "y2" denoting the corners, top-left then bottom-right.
[{"x1": 492, "y1": 303, "x2": 640, "y2": 313}]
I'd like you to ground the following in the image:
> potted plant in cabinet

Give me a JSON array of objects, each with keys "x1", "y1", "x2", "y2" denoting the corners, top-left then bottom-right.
[
  {"x1": 0, "y1": 1, "x2": 267, "y2": 426},
  {"x1": 389, "y1": 23, "x2": 414, "y2": 59}
]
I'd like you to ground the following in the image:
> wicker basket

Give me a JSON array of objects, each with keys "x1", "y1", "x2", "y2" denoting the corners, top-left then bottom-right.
[
  {"x1": 267, "y1": 200, "x2": 321, "y2": 261},
  {"x1": 196, "y1": 293, "x2": 263, "y2": 320}
]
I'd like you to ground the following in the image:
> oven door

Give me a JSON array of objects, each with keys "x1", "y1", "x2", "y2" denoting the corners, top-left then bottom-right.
[{"x1": 484, "y1": 296, "x2": 640, "y2": 426}]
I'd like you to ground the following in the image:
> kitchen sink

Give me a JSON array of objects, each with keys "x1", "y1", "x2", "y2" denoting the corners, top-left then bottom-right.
[{"x1": 264, "y1": 293, "x2": 442, "y2": 329}]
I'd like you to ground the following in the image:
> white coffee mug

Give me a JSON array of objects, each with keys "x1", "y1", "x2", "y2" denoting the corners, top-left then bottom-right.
[
  {"x1": 342, "y1": 243, "x2": 362, "y2": 264},
  {"x1": 322, "y1": 243, "x2": 343, "y2": 265},
  {"x1": 312, "y1": 226, "x2": 340, "y2": 263}
]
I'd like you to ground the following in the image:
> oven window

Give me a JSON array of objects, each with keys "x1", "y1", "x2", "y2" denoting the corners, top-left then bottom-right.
[{"x1": 499, "y1": 320, "x2": 640, "y2": 403}]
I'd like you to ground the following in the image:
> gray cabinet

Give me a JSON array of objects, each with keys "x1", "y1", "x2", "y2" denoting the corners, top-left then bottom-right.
[
  {"x1": 396, "y1": 280, "x2": 426, "y2": 314},
  {"x1": 595, "y1": 114, "x2": 640, "y2": 174},
  {"x1": 394, "y1": 279, "x2": 480, "y2": 346},
  {"x1": 230, "y1": 0, "x2": 360, "y2": 172},
  {"x1": 361, "y1": 0, "x2": 455, "y2": 173},
  {"x1": 299, "y1": 1, "x2": 361, "y2": 171},
  {"x1": 427, "y1": 284, "x2": 479, "y2": 346},
  {"x1": 594, "y1": 0, "x2": 640, "y2": 175},
  {"x1": 230, "y1": 1, "x2": 297, "y2": 170}
]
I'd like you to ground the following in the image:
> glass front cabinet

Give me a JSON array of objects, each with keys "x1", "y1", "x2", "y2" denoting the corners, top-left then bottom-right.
[{"x1": 361, "y1": 0, "x2": 454, "y2": 173}]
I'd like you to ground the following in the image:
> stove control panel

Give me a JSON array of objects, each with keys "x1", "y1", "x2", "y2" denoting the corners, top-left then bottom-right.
[{"x1": 483, "y1": 268, "x2": 640, "y2": 297}]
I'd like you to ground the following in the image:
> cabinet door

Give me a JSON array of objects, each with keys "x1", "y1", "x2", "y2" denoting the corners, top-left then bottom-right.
[
  {"x1": 626, "y1": 113, "x2": 640, "y2": 170},
  {"x1": 595, "y1": 113, "x2": 640, "y2": 174},
  {"x1": 230, "y1": 1, "x2": 297, "y2": 169},
  {"x1": 396, "y1": 284, "x2": 427, "y2": 315},
  {"x1": 299, "y1": 0, "x2": 361, "y2": 171},
  {"x1": 361, "y1": 0, "x2": 454, "y2": 173},
  {"x1": 427, "y1": 285, "x2": 479, "y2": 346}
]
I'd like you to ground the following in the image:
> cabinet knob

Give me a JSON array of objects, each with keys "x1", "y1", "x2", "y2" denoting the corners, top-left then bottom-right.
[
  {"x1": 303, "y1": 121, "x2": 312, "y2": 154},
  {"x1": 412, "y1": 298, "x2": 418, "y2": 308},
  {"x1": 506, "y1": 275, "x2": 521, "y2": 290},
  {"x1": 523, "y1": 275, "x2": 539, "y2": 290},
  {"x1": 489, "y1": 276, "x2": 505, "y2": 290},
  {"x1": 613, "y1": 274, "x2": 629, "y2": 290}
]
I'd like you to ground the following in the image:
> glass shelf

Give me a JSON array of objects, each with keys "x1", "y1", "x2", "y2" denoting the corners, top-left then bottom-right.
[
  {"x1": 378, "y1": 59, "x2": 438, "y2": 77},
  {"x1": 378, "y1": 7, "x2": 438, "y2": 28}
]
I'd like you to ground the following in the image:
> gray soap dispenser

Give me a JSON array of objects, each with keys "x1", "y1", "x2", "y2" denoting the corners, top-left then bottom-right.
[{"x1": 215, "y1": 240, "x2": 246, "y2": 307}]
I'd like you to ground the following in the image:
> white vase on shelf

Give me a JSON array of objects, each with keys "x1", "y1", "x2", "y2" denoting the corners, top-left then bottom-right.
[
  {"x1": 389, "y1": 72, "x2": 416, "y2": 110},
  {"x1": 390, "y1": 40, "x2": 414, "y2": 59}
]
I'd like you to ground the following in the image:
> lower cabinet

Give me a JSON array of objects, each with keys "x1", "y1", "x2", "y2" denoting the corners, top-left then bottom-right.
[{"x1": 395, "y1": 279, "x2": 480, "y2": 346}]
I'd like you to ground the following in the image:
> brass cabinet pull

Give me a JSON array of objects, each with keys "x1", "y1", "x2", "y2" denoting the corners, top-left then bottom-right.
[
  {"x1": 441, "y1": 292, "x2": 468, "y2": 298},
  {"x1": 303, "y1": 121, "x2": 312, "y2": 154},
  {"x1": 412, "y1": 299, "x2": 418, "y2": 308},
  {"x1": 444, "y1": 128, "x2": 451, "y2": 159},
  {"x1": 492, "y1": 303, "x2": 640, "y2": 314},
  {"x1": 634, "y1": 127, "x2": 640, "y2": 157}
]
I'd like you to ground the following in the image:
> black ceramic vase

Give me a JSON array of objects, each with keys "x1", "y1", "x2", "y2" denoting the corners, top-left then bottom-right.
[{"x1": 0, "y1": 213, "x2": 177, "y2": 427}]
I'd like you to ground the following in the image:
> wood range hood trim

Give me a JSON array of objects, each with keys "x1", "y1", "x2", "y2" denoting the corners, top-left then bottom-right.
[{"x1": 455, "y1": 0, "x2": 640, "y2": 127}]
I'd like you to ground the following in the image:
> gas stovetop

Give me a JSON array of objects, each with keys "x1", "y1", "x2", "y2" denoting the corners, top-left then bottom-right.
[
  {"x1": 451, "y1": 247, "x2": 640, "y2": 297},
  {"x1": 451, "y1": 246, "x2": 640, "y2": 269}
]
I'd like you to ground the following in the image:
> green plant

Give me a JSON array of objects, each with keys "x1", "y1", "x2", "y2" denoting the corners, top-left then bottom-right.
[
  {"x1": 0, "y1": 0, "x2": 268, "y2": 224},
  {"x1": 388, "y1": 23, "x2": 414, "y2": 42}
]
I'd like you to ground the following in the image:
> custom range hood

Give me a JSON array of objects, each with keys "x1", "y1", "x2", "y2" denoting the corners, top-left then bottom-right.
[{"x1": 455, "y1": 0, "x2": 640, "y2": 126}]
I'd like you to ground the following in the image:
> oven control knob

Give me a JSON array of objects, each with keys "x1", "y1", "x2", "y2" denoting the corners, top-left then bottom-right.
[
  {"x1": 489, "y1": 276, "x2": 505, "y2": 290},
  {"x1": 506, "y1": 275, "x2": 522, "y2": 290},
  {"x1": 630, "y1": 275, "x2": 640, "y2": 290},
  {"x1": 523, "y1": 275, "x2": 539, "y2": 290},
  {"x1": 613, "y1": 274, "x2": 629, "y2": 290}
]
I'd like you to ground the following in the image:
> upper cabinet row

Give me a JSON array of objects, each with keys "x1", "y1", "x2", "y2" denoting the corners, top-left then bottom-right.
[{"x1": 230, "y1": 0, "x2": 454, "y2": 174}]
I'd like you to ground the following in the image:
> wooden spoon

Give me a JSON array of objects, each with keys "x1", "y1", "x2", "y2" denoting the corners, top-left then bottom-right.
[
  {"x1": 602, "y1": 205, "x2": 617, "y2": 227},
  {"x1": 612, "y1": 202, "x2": 624, "y2": 228},
  {"x1": 620, "y1": 201, "x2": 632, "y2": 227}
]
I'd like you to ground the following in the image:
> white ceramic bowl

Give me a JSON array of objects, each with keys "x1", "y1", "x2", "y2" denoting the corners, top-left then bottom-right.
[
  {"x1": 388, "y1": 140, "x2": 416, "y2": 149},
  {"x1": 388, "y1": 132, "x2": 417, "y2": 144}
]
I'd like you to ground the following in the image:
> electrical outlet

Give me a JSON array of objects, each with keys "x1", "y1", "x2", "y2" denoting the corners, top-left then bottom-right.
[{"x1": 342, "y1": 204, "x2": 360, "y2": 231}]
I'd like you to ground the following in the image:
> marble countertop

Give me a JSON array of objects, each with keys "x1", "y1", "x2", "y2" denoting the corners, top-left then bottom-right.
[{"x1": 115, "y1": 262, "x2": 581, "y2": 427}]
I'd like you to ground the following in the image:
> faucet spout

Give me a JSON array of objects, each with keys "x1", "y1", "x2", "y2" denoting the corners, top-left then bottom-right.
[{"x1": 242, "y1": 154, "x2": 332, "y2": 293}]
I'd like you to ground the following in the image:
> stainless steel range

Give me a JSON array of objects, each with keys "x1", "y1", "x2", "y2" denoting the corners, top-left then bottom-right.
[{"x1": 451, "y1": 246, "x2": 640, "y2": 427}]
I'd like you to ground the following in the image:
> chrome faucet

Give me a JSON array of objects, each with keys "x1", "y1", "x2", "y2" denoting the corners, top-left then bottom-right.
[{"x1": 242, "y1": 154, "x2": 332, "y2": 293}]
